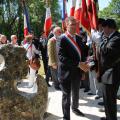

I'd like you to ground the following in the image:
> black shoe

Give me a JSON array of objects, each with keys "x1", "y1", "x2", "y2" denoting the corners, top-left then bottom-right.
[
  {"x1": 72, "y1": 109, "x2": 85, "y2": 117},
  {"x1": 55, "y1": 86, "x2": 61, "y2": 91},
  {"x1": 99, "y1": 108, "x2": 105, "y2": 112},
  {"x1": 95, "y1": 96, "x2": 102, "y2": 100},
  {"x1": 84, "y1": 89, "x2": 90, "y2": 92},
  {"x1": 98, "y1": 102, "x2": 104, "y2": 106},
  {"x1": 87, "y1": 92, "x2": 95, "y2": 95},
  {"x1": 63, "y1": 118, "x2": 69, "y2": 120},
  {"x1": 80, "y1": 86, "x2": 84, "y2": 89},
  {"x1": 100, "y1": 117, "x2": 107, "y2": 120}
]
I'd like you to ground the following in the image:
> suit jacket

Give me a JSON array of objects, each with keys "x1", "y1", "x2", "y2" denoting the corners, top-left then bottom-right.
[
  {"x1": 58, "y1": 34, "x2": 88, "y2": 82},
  {"x1": 99, "y1": 31, "x2": 120, "y2": 84},
  {"x1": 48, "y1": 37, "x2": 58, "y2": 66}
]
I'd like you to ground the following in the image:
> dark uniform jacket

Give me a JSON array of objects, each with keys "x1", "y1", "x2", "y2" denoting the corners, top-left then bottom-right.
[{"x1": 99, "y1": 31, "x2": 120, "y2": 84}]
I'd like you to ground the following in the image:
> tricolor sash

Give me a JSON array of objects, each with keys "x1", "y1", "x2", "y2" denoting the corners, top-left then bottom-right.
[{"x1": 65, "y1": 32, "x2": 81, "y2": 61}]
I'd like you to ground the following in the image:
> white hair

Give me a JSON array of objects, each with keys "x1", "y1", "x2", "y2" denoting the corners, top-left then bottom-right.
[
  {"x1": 53, "y1": 27, "x2": 61, "y2": 34},
  {"x1": 11, "y1": 35, "x2": 17, "y2": 41},
  {"x1": 0, "y1": 35, "x2": 6, "y2": 42}
]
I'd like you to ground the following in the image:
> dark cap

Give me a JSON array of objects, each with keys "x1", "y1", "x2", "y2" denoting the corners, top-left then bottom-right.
[
  {"x1": 102, "y1": 19, "x2": 117, "y2": 29},
  {"x1": 98, "y1": 18, "x2": 105, "y2": 25}
]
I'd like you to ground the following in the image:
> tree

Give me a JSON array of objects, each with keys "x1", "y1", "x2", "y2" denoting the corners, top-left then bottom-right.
[
  {"x1": 27, "y1": 0, "x2": 61, "y2": 37},
  {"x1": 0, "y1": 0, "x2": 19, "y2": 38},
  {"x1": 99, "y1": 0, "x2": 120, "y2": 29},
  {"x1": 0, "y1": 0, "x2": 61, "y2": 41},
  {"x1": 111, "y1": 0, "x2": 120, "y2": 15}
]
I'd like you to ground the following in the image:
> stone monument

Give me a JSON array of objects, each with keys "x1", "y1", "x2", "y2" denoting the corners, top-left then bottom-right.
[{"x1": 0, "y1": 44, "x2": 48, "y2": 120}]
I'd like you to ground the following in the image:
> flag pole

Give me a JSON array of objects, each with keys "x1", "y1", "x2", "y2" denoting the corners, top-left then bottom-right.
[
  {"x1": 22, "y1": 0, "x2": 31, "y2": 37},
  {"x1": 21, "y1": 0, "x2": 25, "y2": 7},
  {"x1": 45, "y1": 0, "x2": 50, "y2": 7}
]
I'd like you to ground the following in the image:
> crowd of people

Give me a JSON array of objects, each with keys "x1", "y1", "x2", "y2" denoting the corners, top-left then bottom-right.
[{"x1": 0, "y1": 17, "x2": 120, "y2": 120}]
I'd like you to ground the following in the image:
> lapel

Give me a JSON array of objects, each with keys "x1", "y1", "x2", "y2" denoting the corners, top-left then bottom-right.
[{"x1": 108, "y1": 31, "x2": 119, "y2": 42}]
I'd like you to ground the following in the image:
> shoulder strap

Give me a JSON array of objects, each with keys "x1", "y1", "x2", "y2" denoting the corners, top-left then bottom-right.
[
  {"x1": 26, "y1": 43, "x2": 32, "y2": 51},
  {"x1": 26, "y1": 43, "x2": 33, "y2": 59}
]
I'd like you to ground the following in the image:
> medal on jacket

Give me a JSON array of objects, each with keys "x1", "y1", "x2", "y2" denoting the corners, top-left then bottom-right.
[{"x1": 65, "y1": 32, "x2": 81, "y2": 61}]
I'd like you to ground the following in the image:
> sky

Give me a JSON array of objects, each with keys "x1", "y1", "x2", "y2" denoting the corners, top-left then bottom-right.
[
  {"x1": 59, "y1": 0, "x2": 112, "y2": 12},
  {"x1": 99, "y1": 0, "x2": 111, "y2": 10}
]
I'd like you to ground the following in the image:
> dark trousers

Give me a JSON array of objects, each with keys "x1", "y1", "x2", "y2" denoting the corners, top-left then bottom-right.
[
  {"x1": 102, "y1": 81, "x2": 120, "y2": 120},
  {"x1": 80, "y1": 72, "x2": 90, "y2": 90},
  {"x1": 45, "y1": 66, "x2": 52, "y2": 84},
  {"x1": 42, "y1": 57, "x2": 52, "y2": 85},
  {"x1": 60, "y1": 72, "x2": 81, "y2": 120},
  {"x1": 50, "y1": 67, "x2": 60, "y2": 88}
]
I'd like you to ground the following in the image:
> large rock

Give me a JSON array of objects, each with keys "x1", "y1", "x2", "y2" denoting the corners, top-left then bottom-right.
[
  {"x1": 0, "y1": 44, "x2": 28, "y2": 80},
  {"x1": 0, "y1": 44, "x2": 48, "y2": 120}
]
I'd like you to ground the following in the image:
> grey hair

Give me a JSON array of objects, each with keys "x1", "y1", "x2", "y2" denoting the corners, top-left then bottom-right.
[
  {"x1": 53, "y1": 27, "x2": 62, "y2": 34},
  {"x1": 11, "y1": 35, "x2": 17, "y2": 41}
]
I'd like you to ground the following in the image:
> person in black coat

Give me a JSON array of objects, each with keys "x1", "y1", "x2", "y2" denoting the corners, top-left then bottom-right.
[
  {"x1": 58, "y1": 17, "x2": 89, "y2": 120},
  {"x1": 79, "y1": 32, "x2": 90, "y2": 92},
  {"x1": 39, "y1": 34, "x2": 50, "y2": 85},
  {"x1": 98, "y1": 19, "x2": 120, "y2": 120},
  {"x1": 32, "y1": 33, "x2": 51, "y2": 86}
]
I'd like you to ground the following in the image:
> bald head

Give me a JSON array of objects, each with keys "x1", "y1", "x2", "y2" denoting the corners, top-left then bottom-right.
[{"x1": 53, "y1": 27, "x2": 62, "y2": 37}]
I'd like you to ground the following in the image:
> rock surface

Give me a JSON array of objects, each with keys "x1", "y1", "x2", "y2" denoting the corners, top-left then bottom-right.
[{"x1": 0, "y1": 44, "x2": 48, "y2": 120}]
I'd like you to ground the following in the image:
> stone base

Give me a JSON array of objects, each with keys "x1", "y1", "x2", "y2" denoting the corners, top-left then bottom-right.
[{"x1": 0, "y1": 75, "x2": 48, "y2": 120}]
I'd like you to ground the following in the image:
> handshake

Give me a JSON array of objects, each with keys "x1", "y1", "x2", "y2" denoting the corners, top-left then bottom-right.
[{"x1": 78, "y1": 62, "x2": 90, "y2": 72}]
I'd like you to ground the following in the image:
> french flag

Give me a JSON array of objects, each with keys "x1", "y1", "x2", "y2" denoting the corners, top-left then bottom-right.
[
  {"x1": 86, "y1": 0, "x2": 98, "y2": 30},
  {"x1": 62, "y1": 0, "x2": 68, "y2": 31},
  {"x1": 44, "y1": 7, "x2": 52, "y2": 37},
  {"x1": 80, "y1": 0, "x2": 91, "y2": 35},
  {"x1": 23, "y1": 1, "x2": 31, "y2": 37},
  {"x1": 74, "y1": 0, "x2": 82, "y2": 20},
  {"x1": 70, "y1": 0, "x2": 76, "y2": 16},
  {"x1": 74, "y1": 0, "x2": 82, "y2": 34}
]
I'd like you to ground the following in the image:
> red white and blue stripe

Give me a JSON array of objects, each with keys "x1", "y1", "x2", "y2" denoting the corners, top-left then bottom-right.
[
  {"x1": 70, "y1": 0, "x2": 76, "y2": 16},
  {"x1": 23, "y1": 1, "x2": 31, "y2": 37},
  {"x1": 62, "y1": 0, "x2": 68, "y2": 30},
  {"x1": 65, "y1": 32, "x2": 81, "y2": 61}
]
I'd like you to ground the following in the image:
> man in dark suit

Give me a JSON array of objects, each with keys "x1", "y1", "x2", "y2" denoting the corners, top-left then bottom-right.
[
  {"x1": 58, "y1": 17, "x2": 89, "y2": 120},
  {"x1": 98, "y1": 19, "x2": 120, "y2": 120}
]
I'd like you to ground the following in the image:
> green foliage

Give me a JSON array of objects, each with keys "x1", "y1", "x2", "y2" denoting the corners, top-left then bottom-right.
[
  {"x1": 0, "y1": 0, "x2": 61, "y2": 42},
  {"x1": 99, "y1": 0, "x2": 120, "y2": 29}
]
